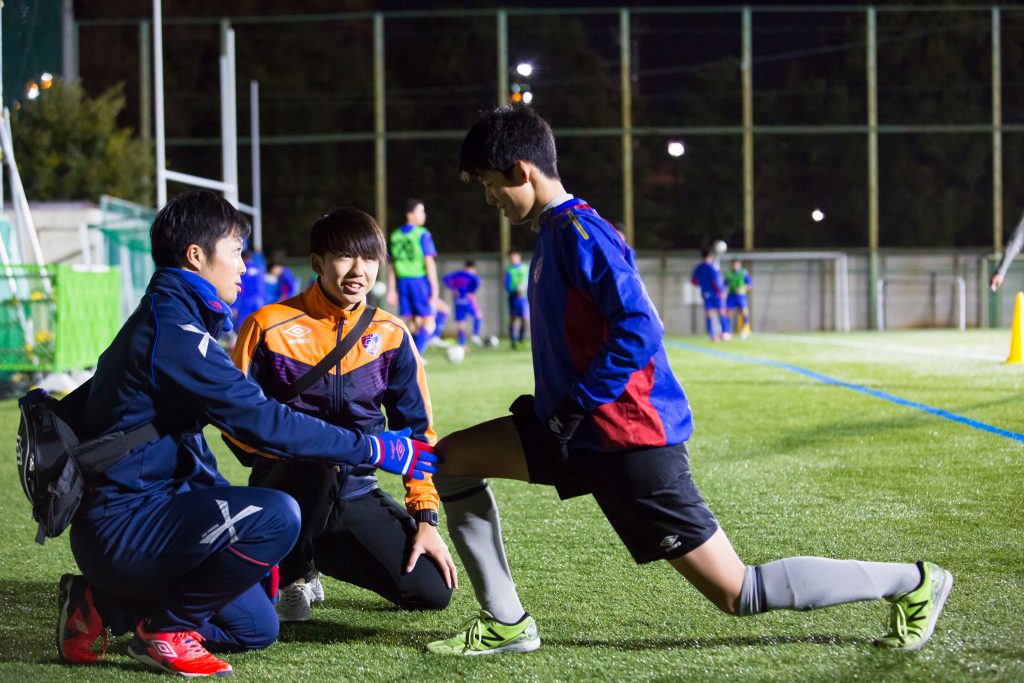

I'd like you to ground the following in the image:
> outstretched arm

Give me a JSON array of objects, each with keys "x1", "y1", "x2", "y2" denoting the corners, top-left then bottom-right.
[{"x1": 992, "y1": 213, "x2": 1024, "y2": 291}]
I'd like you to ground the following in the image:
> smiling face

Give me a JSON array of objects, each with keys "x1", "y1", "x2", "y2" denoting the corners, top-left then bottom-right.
[
  {"x1": 479, "y1": 166, "x2": 537, "y2": 225},
  {"x1": 187, "y1": 231, "x2": 246, "y2": 304},
  {"x1": 313, "y1": 252, "x2": 380, "y2": 310}
]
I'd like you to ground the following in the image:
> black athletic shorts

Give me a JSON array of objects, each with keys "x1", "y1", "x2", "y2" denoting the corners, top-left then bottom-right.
[{"x1": 510, "y1": 394, "x2": 719, "y2": 564}]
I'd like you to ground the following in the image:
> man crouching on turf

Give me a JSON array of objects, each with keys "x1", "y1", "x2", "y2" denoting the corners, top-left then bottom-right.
[
  {"x1": 425, "y1": 105, "x2": 953, "y2": 655},
  {"x1": 56, "y1": 191, "x2": 435, "y2": 677},
  {"x1": 227, "y1": 207, "x2": 456, "y2": 621}
]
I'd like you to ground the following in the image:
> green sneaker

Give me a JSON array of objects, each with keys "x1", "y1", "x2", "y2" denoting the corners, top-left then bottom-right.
[
  {"x1": 875, "y1": 561, "x2": 953, "y2": 651},
  {"x1": 426, "y1": 610, "x2": 540, "y2": 656}
]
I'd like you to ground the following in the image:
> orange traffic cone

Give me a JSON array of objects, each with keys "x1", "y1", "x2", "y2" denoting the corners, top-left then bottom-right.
[{"x1": 1007, "y1": 292, "x2": 1023, "y2": 364}]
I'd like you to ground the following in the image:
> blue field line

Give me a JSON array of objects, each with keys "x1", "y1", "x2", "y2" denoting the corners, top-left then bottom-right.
[{"x1": 666, "y1": 340, "x2": 1024, "y2": 444}]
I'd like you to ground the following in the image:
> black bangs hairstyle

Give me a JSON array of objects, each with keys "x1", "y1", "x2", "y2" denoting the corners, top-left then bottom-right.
[
  {"x1": 309, "y1": 207, "x2": 387, "y2": 262},
  {"x1": 150, "y1": 190, "x2": 251, "y2": 268},
  {"x1": 458, "y1": 105, "x2": 559, "y2": 182},
  {"x1": 405, "y1": 197, "x2": 424, "y2": 214}
]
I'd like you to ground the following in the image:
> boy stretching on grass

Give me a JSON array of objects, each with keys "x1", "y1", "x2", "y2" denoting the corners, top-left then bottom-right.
[
  {"x1": 426, "y1": 105, "x2": 952, "y2": 655},
  {"x1": 55, "y1": 191, "x2": 435, "y2": 676}
]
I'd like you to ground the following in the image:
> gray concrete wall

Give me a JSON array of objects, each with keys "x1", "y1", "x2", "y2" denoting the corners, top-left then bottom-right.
[{"x1": 433, "y1": 249, "x2": 998, "y2": 335}]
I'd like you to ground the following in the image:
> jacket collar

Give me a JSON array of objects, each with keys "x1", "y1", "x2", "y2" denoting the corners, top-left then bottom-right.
[
  {"x1": 149, "y1": 268, "x2": 234, "y2": 335},
  {"x1": 298, "y1": 279, "x2": 368, "y2": 328}
]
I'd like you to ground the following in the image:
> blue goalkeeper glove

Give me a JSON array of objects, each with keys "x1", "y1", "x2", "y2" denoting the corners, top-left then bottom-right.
[{"x1": 367, "y1": 428, "x2": 438, "y2": 480}]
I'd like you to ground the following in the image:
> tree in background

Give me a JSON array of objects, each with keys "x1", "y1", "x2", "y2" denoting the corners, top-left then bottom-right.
[{"x1": 11, "y1": 80, "x2": 153, "y2": 204}]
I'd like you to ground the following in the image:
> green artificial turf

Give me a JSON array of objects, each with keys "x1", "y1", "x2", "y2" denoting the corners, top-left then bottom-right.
[{"x1": 1, "y1": 330, "x2": 1021, "y2": 681}]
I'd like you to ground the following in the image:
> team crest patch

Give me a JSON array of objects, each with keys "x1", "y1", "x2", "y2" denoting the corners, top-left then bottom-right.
[{"x1": 362, "y1": 332, "x2": 382, "y2": 357}]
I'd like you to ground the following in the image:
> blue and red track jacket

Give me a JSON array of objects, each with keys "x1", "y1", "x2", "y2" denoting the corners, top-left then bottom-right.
[
  {"x1": 228, "y1": 282, "x2": 439, "y2": 512},
  {"x1": 530, "y1": 198, "x2": 693, "y2": 452},
  {"x1": 77, "y1": 268, "x2": 371, "y2": 520}
]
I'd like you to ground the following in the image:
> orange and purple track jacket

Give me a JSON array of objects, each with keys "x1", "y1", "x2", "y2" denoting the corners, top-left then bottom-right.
[{"x1": 227, "y1": 281, "x2": 438, "y2": 513}]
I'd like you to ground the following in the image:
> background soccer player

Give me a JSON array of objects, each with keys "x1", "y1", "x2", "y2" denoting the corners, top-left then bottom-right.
[
  {"x1": 386, "y1": 198, "x2": 440, "y2": 355},
  {"x1": 692, "y1": 247, "x2": 731, "y2": 341},
  {"x1": 724, "y1": 258, "x2": 752, "y2": 338},
  {"x1": 505, "y1": 249, "x2": 529, "y2": 349},
  {"x1": 442, "y1": 260, "x2": 483, "y2": 347},
  {"x1": 230, "y1": 208, "x2": 456, "y2": 623},
  {"x1": 426, "y1": 105, "x2": 953, "y2": 657}
]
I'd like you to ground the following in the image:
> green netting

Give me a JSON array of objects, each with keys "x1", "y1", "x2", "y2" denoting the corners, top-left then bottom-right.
[
  {"x1": 94, "y1": 195, "x2": 156, "y2": 319},
  {"x1": 0, "y1": 264, "x2": 121, "y2": 372}
]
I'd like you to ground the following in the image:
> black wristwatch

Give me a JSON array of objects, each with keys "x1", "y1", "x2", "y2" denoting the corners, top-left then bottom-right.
[{"x1": 415, "y1": 509, "x2": 439, "y2": 527}]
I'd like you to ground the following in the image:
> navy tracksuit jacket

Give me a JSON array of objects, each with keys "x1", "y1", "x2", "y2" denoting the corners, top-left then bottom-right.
[{"x1": 69, "y1": 268, "x2": 371, "y2": 646}]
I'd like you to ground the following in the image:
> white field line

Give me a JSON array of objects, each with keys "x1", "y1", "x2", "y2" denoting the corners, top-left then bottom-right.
[{"x1": 762, "y1": 333, "x2": 1004, "y2": 362}]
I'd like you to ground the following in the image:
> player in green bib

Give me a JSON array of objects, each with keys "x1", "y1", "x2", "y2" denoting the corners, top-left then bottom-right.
[
  {"x1": 505, "y1": 249, "x2": 529, "y2": 349},
  {"x1": 724, "y1": 259, "x2": 752, "y2": 339},
  {"x1": 386, "y1": 199, "x2": 440, "y2": 354}
]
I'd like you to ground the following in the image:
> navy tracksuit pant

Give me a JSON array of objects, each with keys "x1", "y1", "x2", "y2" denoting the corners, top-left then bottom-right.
[{"x1": 70, "y1": 486, "x2": 299, "y2": 651}]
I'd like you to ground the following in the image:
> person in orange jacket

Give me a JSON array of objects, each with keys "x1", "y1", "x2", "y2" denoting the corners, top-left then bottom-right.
[{"x1": 228, "y1": 207, "x2": 456, "y2": 622}]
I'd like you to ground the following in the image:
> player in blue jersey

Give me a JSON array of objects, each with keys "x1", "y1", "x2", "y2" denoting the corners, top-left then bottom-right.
[
  {"x1": 387, "y1": 198, "x2": 440, "y2": 355},
  {"x1": 264, "y1": 253, "x2": 299, "y2": 303},
  {"x1": 442, "y1": 261, "x2": 483, "y2": 347},
  {"x1": 425, "y1": 105, "x2": 952, "y2": 656},
  {"x1": 692, "y1": 248, "x2": 731, "y2": 341},
  {"x1": 54, "y1": 191, "x2": 436, "y2": 676},
  {"x1": 231, "y1": 250, "x2": 267, "y2": 329},
  {"x1": 505, "y1": 249, "x2": 529, "y2": 348}
]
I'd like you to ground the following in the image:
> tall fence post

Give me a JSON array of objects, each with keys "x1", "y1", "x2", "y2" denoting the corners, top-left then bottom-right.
[
  {"x1": 742, "y1": 7, "x2": 754, "y2": 251},
  {"x1": 867, "y1": 7, "x2": 880, "y2": 330}
]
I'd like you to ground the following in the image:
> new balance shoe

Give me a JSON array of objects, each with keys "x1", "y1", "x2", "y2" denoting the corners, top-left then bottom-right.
[
  {"x1": 426, "y1": 610, "x2": 540, "y2": 656},
  {"x1": 128, "y1": 622, "x2": 232, "y2": 677},
  {"x1": 56, "y1": 574, "x2": 108, "y2": 663},
  {"x1": 276, "y1": 581, "x2": 314, "y2": 622},
  {"x1": 308, "y1": 573, "x2": 325, "y2": 605},
  {"x1": 875, "y1": 561, "x2": 954, "y2": 651}
]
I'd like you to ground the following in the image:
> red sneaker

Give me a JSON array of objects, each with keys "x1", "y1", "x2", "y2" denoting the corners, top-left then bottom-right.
[
  {"x1": 129, "y1": 622, "x2": 233, "y2": 677},
  {"x1": 56, "y1": 573, "x2": 108, "y2": 663}
]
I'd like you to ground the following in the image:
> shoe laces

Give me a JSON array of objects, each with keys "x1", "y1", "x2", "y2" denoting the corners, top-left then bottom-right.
[
  {"x1": 283, "y1": 583, "x2": 311, "y2": 604},
  {"x1": 888, "y1": 603, "x2": 909, "y2": 643},
  {"x1": 461, "y1": 614, "x2": 487, "y2": 648},
  {"x1": 168, "y1": 631, "x2": 209, "y2": 659}
]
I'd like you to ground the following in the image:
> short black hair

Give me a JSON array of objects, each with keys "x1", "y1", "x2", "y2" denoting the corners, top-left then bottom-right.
[
  {"x1": 458, "y1": 105, "x2": 559, "y2": 182},
  {"x1": 701, "y1": 246, "x2": 713, "y2": 258},
  {"x1": 405, "y1": 198, "x2": 424, "y2": 215},
  {"x1": 464, "y1": 259, "x2": 476, "y2": 268},
  {"x1": 309, "y1": 207, "x2": 387, "y2": 262},
  {"x1": 150, "y1": 190, "x2": 250, "y2": 268}
]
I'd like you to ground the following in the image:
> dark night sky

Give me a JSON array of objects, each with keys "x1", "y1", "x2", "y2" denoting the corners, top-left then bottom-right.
[{"x1": 13, "y1": 1, "x2": 1022, "y2": 251}]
